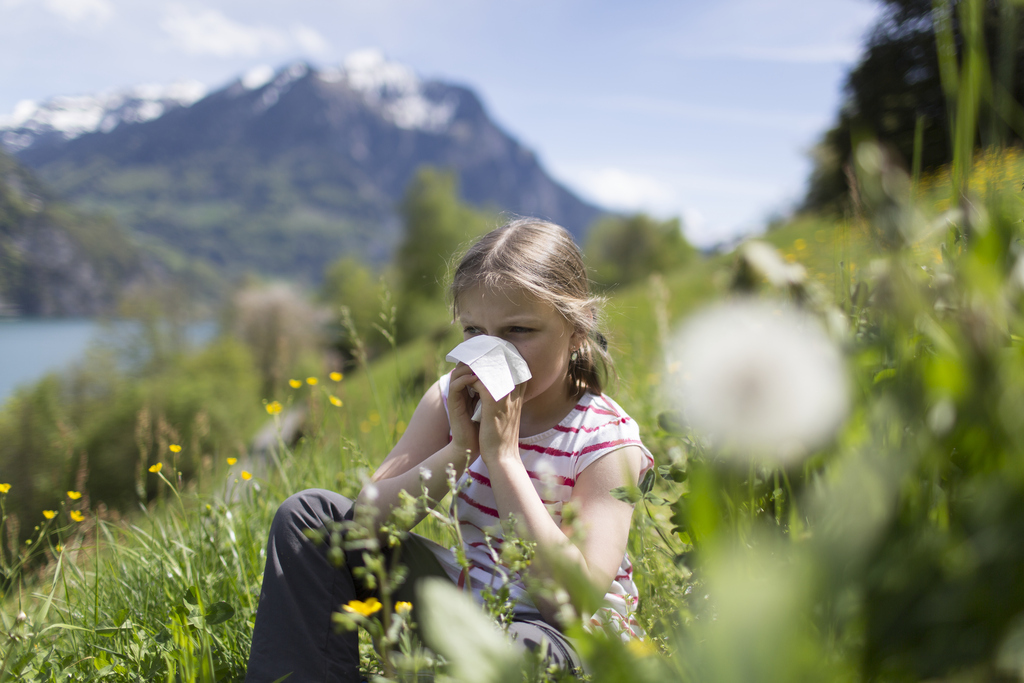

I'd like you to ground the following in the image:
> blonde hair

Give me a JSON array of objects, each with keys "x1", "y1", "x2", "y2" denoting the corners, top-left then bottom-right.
[{"x1": 450, "y1": 218, "x2": 612, "y2": 396}]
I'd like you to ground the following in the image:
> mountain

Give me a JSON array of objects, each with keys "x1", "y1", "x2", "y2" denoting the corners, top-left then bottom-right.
[
  {"x1": 0, "y1": 52, "x2": 603, "y2": 281},
  {"x1": 0, "y1": 149, "x2": 147, "y2": 316}
]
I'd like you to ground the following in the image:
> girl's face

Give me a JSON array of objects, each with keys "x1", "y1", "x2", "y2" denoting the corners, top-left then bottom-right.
[{"x1": 458, "y1": 285, "x2": 580, "y2": 412}]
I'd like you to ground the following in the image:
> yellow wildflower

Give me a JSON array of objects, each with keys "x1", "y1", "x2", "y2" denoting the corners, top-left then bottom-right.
[
  {"x1": 289, "y1": 379, "x2": 302, "y2": 389},
  {"x1": 67, "y1": 491, "x2": 82, "y2": 500},
  {"x1": 169, "y1": 444, "x2": 182, "y2": 453},
  {"x1": 227, "y1": 457, "x2": 238, "y2": 466},
  {"x1": 329, "y1": 395, "x2": 343, "y2": 407},
  {"x1": 343, "y1": 598, "x2": 382, "y2": 617},
  {"x1": 306, "y1": 377, "x2": 318, "y2": 386},
  {"x1": 55, "y1": 543, "x2": 63, "y2": 553},
  {"x1": 784, "y1": 253, "x2": 797, "y2": 263},
  {"x1": 266, "y1": 401, "x2": 283, "y2": 415},
  {"x1": 359, "y1": 421, "x2": 372, "y2": 434},
  {"x1": 794, "y1": 238, "x2": 807, "y2": 252},
  {"x1": 43, "y1": 510, "x2": 57, "y2": 520},
  {"x1": 241, "y1": 471, "x2": 253, "y2": 481},
  {"x1": 626, "y1": 639, "x2": 656, "y2": 657},
  {"x1": 149, "y1": 463, "x2": 163, "y2": 473},
  {"x1": 395, "y1": 601, "x2": 413, "y2": 615},
  {"x1": 329, "y1": 371, "x2": 343, "y2": 382},
  {"x1": 0, "y1": 483, "x2": 10, "y2": 493},
  {"x1": 70, "y1": 511, "x2": 84, "y2": 523},
  {"x1": 396, "y1": 421, "x2": 407, "y2": 435},
  {"x1": 369, "y1": 411, "x2": 381, "y2": 424}
]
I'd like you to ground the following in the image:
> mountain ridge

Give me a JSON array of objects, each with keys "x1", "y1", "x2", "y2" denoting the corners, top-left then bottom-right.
[{"x1": 1, "y1": 53, "x2": 602, "y2": 281}]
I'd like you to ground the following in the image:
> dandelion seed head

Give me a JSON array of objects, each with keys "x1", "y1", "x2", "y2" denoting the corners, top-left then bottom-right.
[
  {"x1": 363, "y1": 483, "x2": 379, "y2": 501},
  {"x1": 667, "y1": 298, "x2": 849, "y2": 465}
]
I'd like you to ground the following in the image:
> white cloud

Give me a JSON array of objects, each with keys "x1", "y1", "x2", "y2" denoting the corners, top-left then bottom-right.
[
  {"x1": 292, "y1": 25, "x2": 329, "y2": 55},
  {"x1": 565, "y1": 167, "x2": 676, "y2": 213},
  {"x1": 34, "y1": 0, "x2": 114, "y2": 23},
  {"x1": 684, "y1": 43, "x2": 861, "y2": 65},
  {"x1": 159, "y1": 5, "x2": 329, "y2": 58}
]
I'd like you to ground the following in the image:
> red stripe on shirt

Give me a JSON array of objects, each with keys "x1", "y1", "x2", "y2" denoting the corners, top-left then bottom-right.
[
  {"x1": 526, "y1": 469, "x2": 575, "y2": 487},
  {"x1": 468, "y1": 469, "x2": 491, "y2": 486},
  {"x1": 458, "y1": 491, "x2": 499, "y2": 518}
]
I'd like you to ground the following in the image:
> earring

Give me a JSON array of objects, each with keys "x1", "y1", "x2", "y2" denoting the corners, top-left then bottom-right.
[{"x1": 570, "y1": 349, "x2": 579, "y2": 362}]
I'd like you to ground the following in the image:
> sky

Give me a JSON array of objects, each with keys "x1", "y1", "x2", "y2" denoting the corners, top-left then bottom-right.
[{"x1": 0, "y1": 0, "x2": 883, "y2": 248}]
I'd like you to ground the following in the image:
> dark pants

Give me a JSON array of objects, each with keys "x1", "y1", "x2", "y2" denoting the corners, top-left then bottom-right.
[{"x1": 245, "y1": 489, "x2": 581, "y2": 682}]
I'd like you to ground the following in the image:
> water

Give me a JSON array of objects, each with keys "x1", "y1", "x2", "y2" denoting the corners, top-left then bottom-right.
[{"x1": 0, "y1": 318, "x2": 216, "y2": 406}]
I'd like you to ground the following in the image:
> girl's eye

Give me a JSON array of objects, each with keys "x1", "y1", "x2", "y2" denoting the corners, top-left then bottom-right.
[
  {"x1": 463, "y1": 326, "x2": 481, "y2": 336},
  {"x1": 509, "y1": 326, "x2": 532, "y2": 333}
]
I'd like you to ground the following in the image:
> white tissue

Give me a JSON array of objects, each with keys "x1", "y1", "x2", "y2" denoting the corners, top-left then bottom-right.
[{"x1": 446, "y1": 336, "x2": 532, "y2": 421}]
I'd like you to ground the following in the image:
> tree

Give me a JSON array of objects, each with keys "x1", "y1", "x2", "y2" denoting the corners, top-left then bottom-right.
[
  {"x1": 394, "y1": 168, "x2": 492, "y2": 340},
  {"x1": 804, "y1": 0, "x2": 1024, "y2": 211},
  {"x1": 584, "y1": 214, "x2": 695, "y2": 289}
]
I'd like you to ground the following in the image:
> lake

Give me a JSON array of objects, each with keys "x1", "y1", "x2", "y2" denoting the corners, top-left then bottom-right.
[{"x1": 0, "y1": 318, "x2": 215, "y2": 406}]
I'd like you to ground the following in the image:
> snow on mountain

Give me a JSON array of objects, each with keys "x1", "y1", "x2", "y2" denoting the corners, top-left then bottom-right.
[
  {"x1": 0, "y1": 81, "x2": 206, "y2": 153},
  {"x1": 320, "y1": 50, "x2": 458, "y2": 132},
  {"x1": 0, "y1": 52, "x2": 457, "y2": 156}
]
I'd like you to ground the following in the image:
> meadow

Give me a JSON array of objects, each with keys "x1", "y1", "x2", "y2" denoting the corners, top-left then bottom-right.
[{"x1": 6, "y1": 29, "x2": 1024, "y2": 679}]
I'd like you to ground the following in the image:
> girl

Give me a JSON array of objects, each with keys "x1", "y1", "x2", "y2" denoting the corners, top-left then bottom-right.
[{"x1": 245, "y1": 219, "x2": 653, "y2": 682}]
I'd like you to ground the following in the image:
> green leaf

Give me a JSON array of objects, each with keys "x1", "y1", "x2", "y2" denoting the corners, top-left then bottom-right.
[
  {"x1": 611, "y1": 485, "x2": 642, "y2": 504},
  {"x1": 183, "y1": 586, "x2": 199, "y2": 605},
  {"x1": 657, "y1": 410, "x2": 686, "y2": 434},
  {"x1": 204, "y1": 601, "x2": 235, "y2": 626},
  {"x1": 639, "y1": 467, "x2": 656, "y2": 494}
]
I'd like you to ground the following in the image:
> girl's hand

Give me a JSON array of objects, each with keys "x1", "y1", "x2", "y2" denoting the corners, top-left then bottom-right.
[
  {"x1": 475, "y1": 380, "x2": 525, "y2": 465},
  {"x1": 447, "y1": 363, "x2": 481, "y2": 459}
]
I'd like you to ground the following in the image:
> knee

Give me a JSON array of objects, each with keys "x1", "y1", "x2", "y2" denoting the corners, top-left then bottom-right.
[{"x1": 271, "y1": 489, "x2": 354, "y2": 542}]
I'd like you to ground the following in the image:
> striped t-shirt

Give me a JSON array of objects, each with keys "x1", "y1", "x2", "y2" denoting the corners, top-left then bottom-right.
[{"x1": 436, "y1": 372, "x2": 654, "y2": 639}]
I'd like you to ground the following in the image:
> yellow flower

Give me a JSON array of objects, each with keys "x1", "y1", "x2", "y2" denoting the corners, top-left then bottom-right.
[
  {"x1": 42, "y1": 510, "x2": 57, "y2": 520},
  {"x1": 306, "y1": 377, "x2": 318, "y2": 386},
  {"x1": 70, "y1": 511, "x2": 84, "y2": 523},
  {"x1": 368, "y1": 411, "x2": 381, "y2": 425},
  {"x1": 55, "y1": 543, "x2": 63, "y2": 553},
  {"x1": 241, "y1": 471, "x2": 253, "y2": 481},
  {"x1": 343, "y1": 598, "x2": 382, "y2": 617},
  {"x1": 396, "y1": 421, "x2": 407, "y2": 435},
  {"x1": 0, "y1": 483, "x2": 10, "y2": 493},
  {"x1": 149, "y1": 463, "x2": 163, "y2": 473},
  {"x1": 793, "y1": 238, "x2": 807, "y2": 252},
  {"x1": 67, "y1": 491, "x2": 82, "y2": 500},
  {"x1": 227, "y1": 457, "x2": 238, "y2": 466},
  {"x1": 329, "y1": 395, "x2": 343, "y2": 407},
  {"x1": 266, "y1": 401, "x2": 283, "y2": 415},
  {"x1": 359, "y1": 421, "x2": 372, "y2": 434},
  {"x1": 329, "y1": 371, "x2": 343, "y2": 382},
  {"x1": 395, "y1": 601, "x2": 413, "y2": 615},
  {"x1": 169, "y1": 444, "x2": 181, "y2": 453},
  {"x1": 626, "y1": 639, "x2": 656, "y2": 657},
  {"x1": 289, "y1": 379, "x2": 302, "y2": 389}
]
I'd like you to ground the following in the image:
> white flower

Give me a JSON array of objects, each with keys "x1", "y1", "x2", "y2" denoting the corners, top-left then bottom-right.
[
  {"x1": 667, "y1": 298, "x2": 849, "y2": 464},
  {"x1": 362, "y1": 483, "x2": 379, "y2": 502},
  {"x1": 418, "y1": 466, "x2": 432, "y2": 481}
]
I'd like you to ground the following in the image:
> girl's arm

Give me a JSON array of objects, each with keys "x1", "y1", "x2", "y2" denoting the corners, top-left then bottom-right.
[
  {"x1": 355, "y1": 369, "x2": 481, "y2": 531},
  {"x1": 473, "y1": 382, "x2": 643, "y2": 624},
  {"x1": 485, "y1": 443, "x2": 642, "y2": 622}
]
